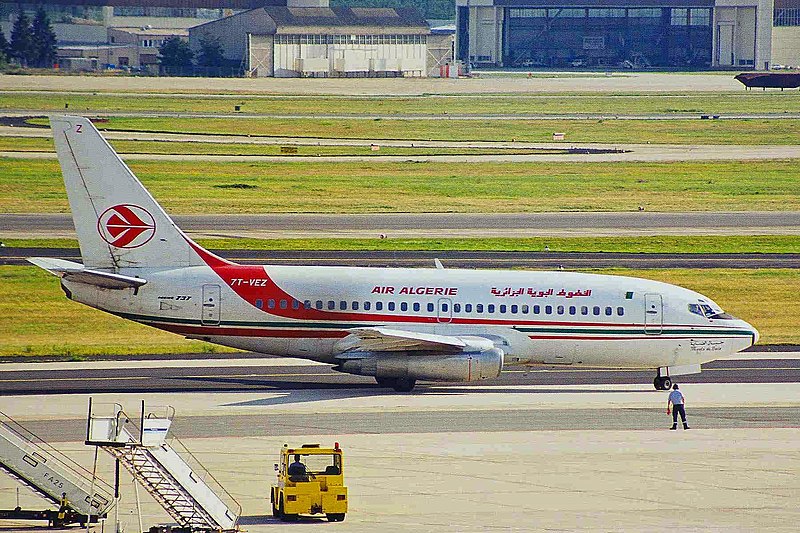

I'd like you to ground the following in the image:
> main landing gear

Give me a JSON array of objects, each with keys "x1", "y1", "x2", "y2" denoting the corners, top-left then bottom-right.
[
  {"x1": 375, "y1": 377, "x2": 417, "y2": 392},
  {"x1": 653, "y1": 375, "x2": 672, "y2": 390}
]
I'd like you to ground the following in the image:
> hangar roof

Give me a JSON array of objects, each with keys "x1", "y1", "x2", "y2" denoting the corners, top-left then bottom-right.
[{"x1": 262, "y1": 6, "x2": 428, "y2": 29}]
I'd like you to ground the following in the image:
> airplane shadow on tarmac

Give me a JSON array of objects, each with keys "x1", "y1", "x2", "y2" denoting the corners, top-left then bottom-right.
[{"x1": 224, "y1": 386, "x2": 656, "y2": 408}]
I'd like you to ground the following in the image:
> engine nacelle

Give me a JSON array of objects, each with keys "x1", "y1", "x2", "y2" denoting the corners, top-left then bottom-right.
[{"x1": 335, "y1": 348, "x2": 504, "y2": 383}]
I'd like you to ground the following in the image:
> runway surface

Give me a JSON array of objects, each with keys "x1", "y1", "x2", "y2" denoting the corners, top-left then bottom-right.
[
  {"x1": 6, "y1": 142, "x2": 800, "y2": 162},
  {"x1": 3, "y1": 247, "x2": 799, "y2": 268},
  {"x1": 0, "y1": 72, "x2": 756, "y2": 94},
  {"x1": 3, "y1": 211, "x2": 799, "y2": 239},
  {"x1": 2, "y1": 357, "x2": 797, "y2": 396}
]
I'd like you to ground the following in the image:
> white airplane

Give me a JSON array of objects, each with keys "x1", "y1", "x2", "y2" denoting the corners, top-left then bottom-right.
[{"x1": 30, "y1": 116, "x2": 758, "y2": 392}]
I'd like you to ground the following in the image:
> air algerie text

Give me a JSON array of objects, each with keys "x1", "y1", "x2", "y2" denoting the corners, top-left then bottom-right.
[{"x1": 372, "y1": 286, "x2": 458, "y2": 296}]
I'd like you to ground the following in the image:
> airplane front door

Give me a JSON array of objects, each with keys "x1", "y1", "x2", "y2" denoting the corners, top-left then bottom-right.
[
  {"x1": 644, "y1": 293, "x2": 663, "y2": 334},
  {"x1": 437, "y1": 298, "x2": 452, "y2": 323},
  {"x1": 201, "y1": 284, "x2": 221, "y2": 325}
]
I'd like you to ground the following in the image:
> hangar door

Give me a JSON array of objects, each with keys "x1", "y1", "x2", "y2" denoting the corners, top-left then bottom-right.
[{"x1": 247, "y1": 33, "x2": 273, "y2": 77}]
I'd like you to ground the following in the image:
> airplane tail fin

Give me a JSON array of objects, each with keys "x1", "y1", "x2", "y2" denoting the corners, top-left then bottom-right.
[{"x1": 50, "y1": 115, "x2": 213, "y2": 270}]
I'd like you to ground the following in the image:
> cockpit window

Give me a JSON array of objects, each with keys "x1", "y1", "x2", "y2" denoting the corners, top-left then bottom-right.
[
  {"x1": 688, "y1": 303, "x2": 705, "y2": 317},
  {"x1": 689, "y1": 302, "x2": 737, "y2": 320}
]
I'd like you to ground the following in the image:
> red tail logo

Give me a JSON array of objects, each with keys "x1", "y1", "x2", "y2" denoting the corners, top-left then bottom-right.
[{"x1": 97, "y1": 205, "x2": 156, "y2": 248}]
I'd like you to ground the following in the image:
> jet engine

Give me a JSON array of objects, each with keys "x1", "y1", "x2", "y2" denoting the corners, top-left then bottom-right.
[{"x1": 334, "y1": 348, "x2": 504, "y2": 383}]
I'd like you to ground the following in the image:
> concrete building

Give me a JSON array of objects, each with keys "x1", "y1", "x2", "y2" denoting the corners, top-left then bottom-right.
[
  {"x1": 190, "y1": 5, "x2": 453, "y2": 77},
  {"x1": 456, "y1": 0, "x2": 787, "y2": 70},
  {"x1": 773, "y1": 0, "x2": 800, "y2": 66}
]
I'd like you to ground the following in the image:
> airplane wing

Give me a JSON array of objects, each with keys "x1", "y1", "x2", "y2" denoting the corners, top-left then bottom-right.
[
  {"x1": 336, "y1": 327, "x2": 495, "y2": 354},
  {"x1": 28, "y1": 257, "x2": 147, "y2": 290}
]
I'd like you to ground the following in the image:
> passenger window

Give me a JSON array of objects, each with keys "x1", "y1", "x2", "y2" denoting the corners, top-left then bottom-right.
[
  {"x1": 521, "y1": 305, "x2": 529, "y2": 314},
  {"x1": 581, "y1": 306, "x2": 588, "y2": 315},
  {"x1": 442, "y1": 303, "x2": 449, "y2": 312},
  {"x1": 315, "y1": 300, "x2": 323, "y2": 310},
  {"x1": 605, "y1": 307, "x2": 612, "y2": 316},
  {"x1": 617, "y1": 306, "x2": 624, "y2": 316},
  {"x1": 328, "y1": 301, "x2": 335, "y2": 310},
  {"x1": 557, "y1": 305, "x2": 564, "y2": 315},
  {"x1": 352, "y1": 301, "x2": 359, "y2": 311},
  {"x1": 533, "y1": 305, "x2": 540, "y2": 314},
  {"x1": 388, "y1": 302, "x2": 396, "y2": 311},
  {"x1": 488, "y1": 304, "x2": 495, "y2": 313},
  {"x1": 364, "y1": 301, "x2": 371, "y2": 311},
  {"x1": 280, "y1": 299, "x2": 288, "y2": 309},
  {"x1": 427, "y1": 303, "x2": 434, "y2": 312},
  {"x1": 453, "y1": 303, "x2": 461, "y2": 313},
  {"x1": 545, "y1": 305, "x2": 552, "y2": 315},
  {"x1": 292, "y1": 300, "x2": 300, "y2": 310},
  {"x1": 400, "y1": 302, "x2": 408, "y2": 312},
  {"x1": 500, "y1": 305, "x2": 507, "y2": 314},
  {"x1": 376, "y1": 302, "x2": 383, "y2": 311},
  {"x1": 413, "y1": 302, "x2": 420, "y2": 312},
  {"x1": 511, "y1": 305, "x2": 518, "y2": 314},
  {"x1": 255, "y1": 299, "x2": 263, "y2": 309},
  {"x1": 476, "y1": 304, "x2": 484, "y2": 313},
  {"x1": 340, "y1": 301, "x2": 347, "y2": 311},
  {"x1": 465, "y1": 304, "x2": 473, "y2": 313},
  {"x1": 268, "y1": 299, "x2": 276, "y2": 309},
  {"x1": 304, "y1": 300, "x2": 312, "y2": 310},
  {"x1": 569, "y1": 306, "x2": 576, "y2": 315},
  {"x1": 593, "y1": 306, "x2": 601, "y2": 316}
]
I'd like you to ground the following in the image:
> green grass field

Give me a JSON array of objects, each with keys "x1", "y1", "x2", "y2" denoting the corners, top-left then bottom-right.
[
  {"x1": 5, "y1": 236, "x2": 800, "y2": 254},
  {"x1": 0, "y1": 266, "x2": 795, "y2": 357},
  {"x1": 2, "y1": 157, "x2": 797, "y2": 214},
  {"x1": 6, "y1": 91, "x2": 800, "y2": 115},
  {"x1": 43, "y1": 116, "x2": 800, "y2": 145}
]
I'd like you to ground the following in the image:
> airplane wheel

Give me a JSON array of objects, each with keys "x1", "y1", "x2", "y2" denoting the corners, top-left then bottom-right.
[
  {"x1": 653, "y1": 376, "x2": 672, "y2": 390},
  {"x1": 393, "y1": 378, "x2": 416, "y2": 392}
]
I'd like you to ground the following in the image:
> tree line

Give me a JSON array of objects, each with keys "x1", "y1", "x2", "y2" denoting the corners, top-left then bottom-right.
[
  {"x1": 158, "y1": 36, "x2": 231, "y2": 75},
  {"x1": 1, "y1": 7, "x2": 57, "y2": 68}
]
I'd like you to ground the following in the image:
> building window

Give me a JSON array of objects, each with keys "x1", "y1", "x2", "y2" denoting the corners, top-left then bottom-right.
[
  {"x1": 775, "y1": 8, "x2": 800, "y2": 26},
  {"x1": 690, "y1": 8, "x2": 710, "y2": 26},
  {"x1": 671, "y1": 8, "x2": 688, "y2": 26}
]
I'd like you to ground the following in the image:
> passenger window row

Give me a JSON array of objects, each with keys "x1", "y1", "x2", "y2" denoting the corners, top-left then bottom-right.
[{"x1": 255, "y1": 298, "x2": 625, "y2": 317}]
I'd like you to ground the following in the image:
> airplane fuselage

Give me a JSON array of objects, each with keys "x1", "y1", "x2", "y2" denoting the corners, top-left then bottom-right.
[{"x1": 64, "y1": 261, "x2": 757, "y2": 370}]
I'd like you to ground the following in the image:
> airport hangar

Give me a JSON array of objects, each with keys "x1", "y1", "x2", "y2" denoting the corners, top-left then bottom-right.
[
  {"x1": 457, "y1": 0, "x2": 800, "y2": 70},
  {"x1": 189, "y1": 4, "x2": 454, "y2": 77}
]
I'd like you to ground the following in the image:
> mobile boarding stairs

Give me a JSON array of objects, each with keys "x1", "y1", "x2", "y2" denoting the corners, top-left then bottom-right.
[
  {"x1": 86, "y1": 400, "x2": 240, "y2": 532},
  {"x1": 0, "y1": 409, "x2": 114, "y2": 526}
]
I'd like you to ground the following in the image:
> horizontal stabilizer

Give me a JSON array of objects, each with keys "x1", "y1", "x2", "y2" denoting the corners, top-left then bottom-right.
[
  {"x1": 28, "y1": 257, "x2": 147, "y2": 289},
  {"x1": 336, "y1": 326, "x2": 495, "y2": 354}
]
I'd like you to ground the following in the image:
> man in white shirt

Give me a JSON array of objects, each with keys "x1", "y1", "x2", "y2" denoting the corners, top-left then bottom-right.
[{"x1": 667, "y1": 384, "x2": 690, "y2": 430}]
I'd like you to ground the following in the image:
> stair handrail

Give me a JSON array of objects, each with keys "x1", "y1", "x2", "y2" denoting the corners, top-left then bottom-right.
[
  {"x1": 169, "y1": 435, "x2": 242, "y2": 530},
  {"x1": 0, "y1": 409, "x2": 114, "y2": 496}
]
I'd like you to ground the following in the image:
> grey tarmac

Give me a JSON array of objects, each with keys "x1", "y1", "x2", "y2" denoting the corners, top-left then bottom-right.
[
  {"x1": 2, "y1": 211, "x2": 799, "y2": 240},
  {"x1": 1, "y1": 355, "x2": 799, "y2": 532},
  {"x1": 5, "y1": 142, "x2": 800, "y2": 162},
  {"x1": 2, "y1": 247, "x2": 799, "y2": 268}
]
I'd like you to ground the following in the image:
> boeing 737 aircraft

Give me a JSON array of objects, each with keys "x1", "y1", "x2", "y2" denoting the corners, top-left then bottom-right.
[{"x1": 30, "y1": 116, "x2": 758, "y2": 392}]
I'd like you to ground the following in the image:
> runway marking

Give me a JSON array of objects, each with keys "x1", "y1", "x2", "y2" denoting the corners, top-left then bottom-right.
[{"x1": 0, "y1": 372, "x2": 342, "y2": 383}]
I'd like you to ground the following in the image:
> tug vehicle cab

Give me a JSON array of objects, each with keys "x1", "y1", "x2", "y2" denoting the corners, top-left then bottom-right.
[{"x1": 270, "y1": 443, "x2": 347, "y2": 522}]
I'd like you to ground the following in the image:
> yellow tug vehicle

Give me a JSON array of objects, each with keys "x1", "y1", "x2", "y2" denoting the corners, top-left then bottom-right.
[{"x1": 271, "y1": 443, "x2": 347, "y2": 522}]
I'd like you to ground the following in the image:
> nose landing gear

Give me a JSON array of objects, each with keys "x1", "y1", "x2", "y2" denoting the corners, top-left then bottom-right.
[{"x1": 653, "y1": 376, "x2": 672, "y2": 390}]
